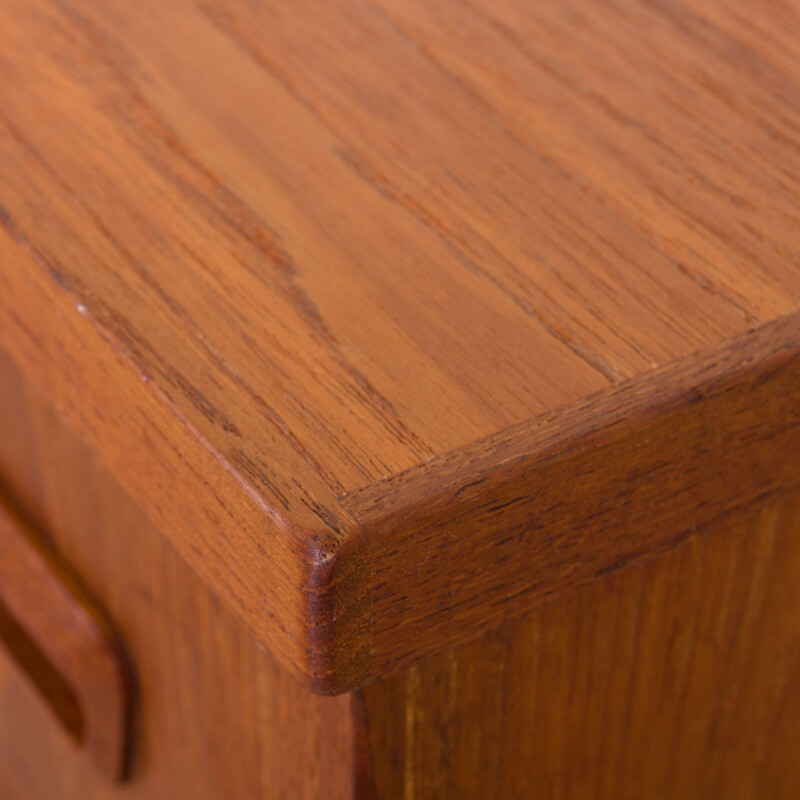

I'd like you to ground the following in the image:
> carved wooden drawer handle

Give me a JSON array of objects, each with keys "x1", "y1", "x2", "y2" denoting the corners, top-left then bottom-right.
[{"x1": 0, "y1": 492, "x2": 132, "y2": 781}]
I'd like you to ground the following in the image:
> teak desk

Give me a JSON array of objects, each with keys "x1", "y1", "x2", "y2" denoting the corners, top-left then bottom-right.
[{"x1": 1, "y1": 0, "x2": 799, "y2": 797}]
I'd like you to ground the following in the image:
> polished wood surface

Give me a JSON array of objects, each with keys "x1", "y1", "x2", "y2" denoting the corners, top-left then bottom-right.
[
  {"x1": 1, "y1": 0, "x2": 799, "y2": 689},
  {"x1": 0, "y1": 345, "x2": 357, "y2": 798},
  {"x1": 359, "y1": 491, "x2": 800, "y2": 799},
  {"x1": 0, "y1": 491, "x2": 132, "y2": 781},
  {"x1": 347, "y1": 314, "x2": 800, "y2": 678},
  {"x1": 6, "y1": 333, "x2": 800, "y2": 798}
]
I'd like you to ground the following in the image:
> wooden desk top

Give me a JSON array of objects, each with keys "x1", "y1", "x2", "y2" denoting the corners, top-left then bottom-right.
[{"x1": 1, "y1": 0, "x2": 799, "y2": 691}]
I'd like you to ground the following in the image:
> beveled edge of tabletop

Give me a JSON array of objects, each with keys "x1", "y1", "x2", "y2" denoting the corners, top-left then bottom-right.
[
  {"x1": 3, "y1": 225, "x2": 800, "y2": 692},
  {"x1": 333, "y1": 310, "x2": 800, "y2": 690},
  {"x1": 256, "y1": 308, "x2": 800, "y2": 692}
]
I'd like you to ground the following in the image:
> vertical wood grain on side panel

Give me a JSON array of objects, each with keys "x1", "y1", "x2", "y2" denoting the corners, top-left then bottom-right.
[{"x1": 358, "y1": 491, "x2": 800, "y2": 799}]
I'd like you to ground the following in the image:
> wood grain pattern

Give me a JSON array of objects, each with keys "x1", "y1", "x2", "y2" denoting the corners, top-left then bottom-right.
[
  {"x1": 5, "y1": 331, "x2": 800, "y2": 796},
  {"x1": 1, "y1": 0, "x2": 799, "y2": 689},
  {"x1": 358, "y1": 490, "x2": 800, "y2": 799},
  {"x1": 0, "y1": 343, "x2": 358, "y2": 799},
  {"x1": 347, "y1": 312, "x2": 800, "y2": 679},
  {"x1": 0, "y1": 490, "x2": 132, "y2": 781}
]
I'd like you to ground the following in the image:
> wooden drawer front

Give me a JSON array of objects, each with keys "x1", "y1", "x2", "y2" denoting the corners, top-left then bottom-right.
[{"x1": 0, "y1": 490, "x2": 131, "y2": 780}]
